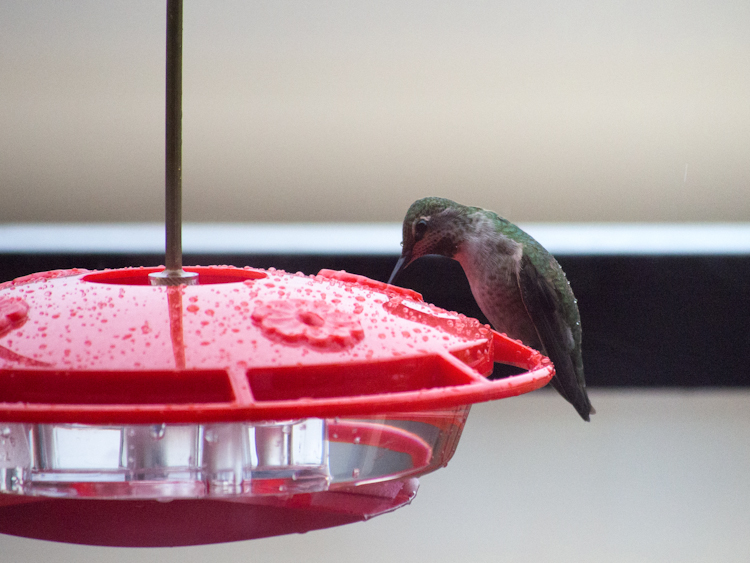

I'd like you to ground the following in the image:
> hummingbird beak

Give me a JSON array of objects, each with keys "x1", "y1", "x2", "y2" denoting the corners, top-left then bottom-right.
[{"x1": 387, "y1": 253, "x2": 411, "y2": 285}]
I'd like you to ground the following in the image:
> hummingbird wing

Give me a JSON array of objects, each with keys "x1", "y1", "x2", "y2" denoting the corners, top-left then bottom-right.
[{"x1": 516, "y1": 253, "x2": 593, "y2": 421}]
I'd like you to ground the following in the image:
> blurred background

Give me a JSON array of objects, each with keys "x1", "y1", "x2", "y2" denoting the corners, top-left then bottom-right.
[
  {"x1": 1, "y1": 0, "x2": 749, "y2": 224},
  {"x1": 1, "y1": 2, "x2": 750, "y2": 562}
]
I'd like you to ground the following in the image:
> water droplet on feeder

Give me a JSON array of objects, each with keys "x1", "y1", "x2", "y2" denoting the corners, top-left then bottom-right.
[{"x1": 150, "y1": 424, "x2": 166, "y2": 440}]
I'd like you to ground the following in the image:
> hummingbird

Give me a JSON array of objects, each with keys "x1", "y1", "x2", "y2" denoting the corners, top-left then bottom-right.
[{"x1": 388, "y1": 197, "x2": 594, "y2": 421}]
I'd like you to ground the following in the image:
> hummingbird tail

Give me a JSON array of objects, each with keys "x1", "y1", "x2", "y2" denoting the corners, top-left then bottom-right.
[{"x1": 548, "y1": 374, "x2": 594, "y2": 421}]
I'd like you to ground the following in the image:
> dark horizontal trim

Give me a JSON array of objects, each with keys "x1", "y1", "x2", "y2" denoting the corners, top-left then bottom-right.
[{"x1": 1, "y1": 252, "x2": 748, "y2": 388}]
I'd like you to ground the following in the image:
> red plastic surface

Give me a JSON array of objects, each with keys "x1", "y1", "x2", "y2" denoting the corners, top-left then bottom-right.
[
  {"x1": 0, "y1": 266, "x2": 553, "y2": 424},
  {"x1": 0, "y1": 478, "x2": 419, "y2": 546}
]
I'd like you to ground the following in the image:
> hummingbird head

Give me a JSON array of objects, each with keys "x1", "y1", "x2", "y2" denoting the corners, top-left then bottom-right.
[{"x1": 388, "y1": 197, "x2": 471, "y2": 285}]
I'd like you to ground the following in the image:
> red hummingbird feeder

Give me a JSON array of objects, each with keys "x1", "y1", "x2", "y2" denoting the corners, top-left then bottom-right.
[{"x1": 0, "y1": 1, "x2": 553, "y2": 547}]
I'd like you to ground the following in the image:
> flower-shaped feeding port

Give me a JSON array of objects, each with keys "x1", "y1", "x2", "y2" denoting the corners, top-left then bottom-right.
[
  {"x1": 0, "y1": 265, "x2": 553, "y2": 546},
  {"x1": 252, "y1": 299, "x2": 365, "y2": 350}
]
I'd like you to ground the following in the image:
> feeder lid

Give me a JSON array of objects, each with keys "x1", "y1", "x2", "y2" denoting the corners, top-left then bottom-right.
[
  {"x1": 0, "y1": 266, "x2": 552, "y2": 423},
  {"x1": 0, "y1": 266, "x2": 551, "y2": 423}
]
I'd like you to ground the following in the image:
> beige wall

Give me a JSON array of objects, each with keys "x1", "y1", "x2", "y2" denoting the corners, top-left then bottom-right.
[{"x1": 1, "y1": 0, "x2": 749, "y2": 224}]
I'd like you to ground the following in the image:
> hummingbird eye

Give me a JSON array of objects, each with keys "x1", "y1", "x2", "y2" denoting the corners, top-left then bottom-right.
[{"x1": 414, "y1": 219, "x2": 429, "y2": 242}]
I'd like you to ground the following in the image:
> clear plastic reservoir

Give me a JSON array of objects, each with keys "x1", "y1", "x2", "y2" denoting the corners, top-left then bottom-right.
[{"x1": 0, "y1": 407, "x2": 468, "y2": 499}]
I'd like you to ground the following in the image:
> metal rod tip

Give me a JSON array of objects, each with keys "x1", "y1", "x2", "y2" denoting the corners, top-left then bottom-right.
[{"x1": 148, "y1": 269, "x2": 199, "y2": 286}]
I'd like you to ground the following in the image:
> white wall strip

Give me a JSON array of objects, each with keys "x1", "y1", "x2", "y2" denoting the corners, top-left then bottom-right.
[{"x1": 1, "y1": 223, "x2": 748, "y2": 255}]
